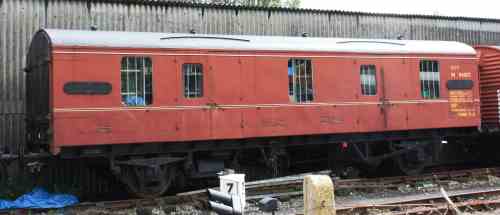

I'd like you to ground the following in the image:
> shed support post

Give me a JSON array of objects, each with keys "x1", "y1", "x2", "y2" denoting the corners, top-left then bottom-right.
[{"x1": 303, "y1": 175, "x2": 335, "y2": 215}]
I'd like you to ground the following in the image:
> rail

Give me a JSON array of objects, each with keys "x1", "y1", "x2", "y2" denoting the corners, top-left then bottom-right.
[{"x1": 2, "y1": 167, "x2": 500, "y2": 214}]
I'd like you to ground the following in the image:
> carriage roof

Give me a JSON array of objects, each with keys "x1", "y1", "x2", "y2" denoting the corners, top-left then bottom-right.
[{"x1": 39, "y1": 29, "x2": 476, "y2": 55}]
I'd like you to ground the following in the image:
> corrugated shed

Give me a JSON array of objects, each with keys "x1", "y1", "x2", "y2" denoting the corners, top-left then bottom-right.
[
  {"x1": 2, "y1": 0, "x2": 500, "y2": 153},
  {"x1": 0, "y1": 114, "x2": 24, "y2": 153}
]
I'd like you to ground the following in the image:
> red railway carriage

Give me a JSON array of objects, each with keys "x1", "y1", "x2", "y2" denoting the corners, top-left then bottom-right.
[
  {"x1": 25, "y1": 29, "x2": 481, "y2": 197},
  {"x1": 475, "y1": 46, "x2": 500, "y2": 129}
]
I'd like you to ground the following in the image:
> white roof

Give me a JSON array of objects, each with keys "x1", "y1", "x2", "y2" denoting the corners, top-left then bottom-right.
[{"x1": 42, "y1": 29, "x2": 476, "y2": 55}]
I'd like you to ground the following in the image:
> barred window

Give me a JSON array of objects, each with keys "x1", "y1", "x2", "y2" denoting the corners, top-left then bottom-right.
[
  {"x1": 121, "y1": 56, "x2": 152, "y2": 106},
  {"x1": 360, "y1": 65, "x2": 377, "y2": 95},
  {"x1": 420, "y1": 60, "x2": 440, "y2": 99},
  {"x1": 288, "y1": 59, "x2": 313, "y2": 103},
  {"x1": 183, "y1": 63, "x2": 203, "y2": 98}
]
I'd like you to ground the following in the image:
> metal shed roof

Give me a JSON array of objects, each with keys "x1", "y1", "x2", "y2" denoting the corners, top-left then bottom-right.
[{"x1": 42, "y1": 29, "x2": 476, "y2": 55}]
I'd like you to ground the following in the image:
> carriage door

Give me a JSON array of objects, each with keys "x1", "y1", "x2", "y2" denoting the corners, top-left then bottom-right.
[
  {"x1": 379, "y1": 59, "x2": 410, "y2": 130},
  {"x1": 175, "y1": 55, "x2": 212, "y2": 140},
  {"x1": 207, "y1": 54, "x2": 243, "y2": 139},
  {"x1": 356, "y1": 60, "x2": 385, "y2": 131}
]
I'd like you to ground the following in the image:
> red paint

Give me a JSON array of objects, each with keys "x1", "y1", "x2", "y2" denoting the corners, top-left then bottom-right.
[
  {"x1": 475, "y1": 46, "x2": 500, "y2": 128},
  {"x1": 49, "y1": 46, "x2": 481, "y2": 155}
]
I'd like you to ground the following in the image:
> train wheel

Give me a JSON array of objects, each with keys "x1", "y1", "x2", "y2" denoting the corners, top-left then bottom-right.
[
  {"x1": 172, "y1": 168, "x2": 187, "y2": 192},
  {"x1": 335, "y1": 164, "x2": 361, "y2": 179},
  {"x1": 120, "y1": 165, "x2": 176, "y2": 198},
  {"x1": 261, "y1": 147, "x2": 290, "y2": 177},
  {"x1": 389, "y1": 142, "x2": 428, "y2": 176}
]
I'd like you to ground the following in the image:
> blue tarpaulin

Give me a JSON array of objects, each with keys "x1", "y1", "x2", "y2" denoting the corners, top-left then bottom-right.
[
  {"x1": 125, "y1": 95, "x2": 145, "y2": 106},
  {"x1": 0, "y1": 187, "x2": 79, "y2": 209}
]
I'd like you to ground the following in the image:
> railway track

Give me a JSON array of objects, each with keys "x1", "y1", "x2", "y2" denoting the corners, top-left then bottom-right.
[
  {"x1": 2, "y1": 167, "x2": 500, "y2": 214},
  {"x1": 335, "y1": 185, "x2": 500, "y2": 214},
  {"x1": 244, "y1": 167, "x2": 500, "y2": 199}
]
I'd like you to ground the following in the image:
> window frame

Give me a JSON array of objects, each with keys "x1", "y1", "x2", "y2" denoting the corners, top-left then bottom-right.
[
  {"x1": 288, "y1": 58, "x2": 314, "y2": 103},
  {"x1": 359, "y1": 64, "x2": 377, "y2": 96},
  {"x1": 419, "y1": 60, "x2": 440, "y2": 99},
  {"x1": 120, "y1": 56, "x2": 153, "y2": 106},
  {"x1": 182, "y1": 63, "x2": 204, "y2": 99}
]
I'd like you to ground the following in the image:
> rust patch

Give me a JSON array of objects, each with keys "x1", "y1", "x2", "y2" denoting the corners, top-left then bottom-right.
[{"x1": 319, "y1": 115, "x2": 343, "y2": 124}]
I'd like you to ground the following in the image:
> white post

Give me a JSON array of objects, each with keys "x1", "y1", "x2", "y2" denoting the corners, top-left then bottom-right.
[
  {"x1": 303, "y1": 175, "x2": 335, "y2": 215},
  {"x1": 219, "y1": 173, "x2": 246, "y2": 211}
]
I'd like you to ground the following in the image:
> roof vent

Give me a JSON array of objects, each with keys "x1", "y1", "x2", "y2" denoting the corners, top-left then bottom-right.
[
  {"x1": 160, "y1": 36, "x2": 250, "y2": 42},
  {"x1": 337, "y1": 40, "x2": 405, "y2": 46}
]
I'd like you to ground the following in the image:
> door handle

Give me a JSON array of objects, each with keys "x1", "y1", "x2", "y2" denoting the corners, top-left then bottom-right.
[{"x1": 206, "y1": 102, "x2": 218, "y2": 108}]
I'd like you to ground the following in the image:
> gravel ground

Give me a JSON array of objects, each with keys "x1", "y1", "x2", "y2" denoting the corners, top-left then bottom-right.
[{"x1": 32, "y1": 175, "x2": 500, "y2": 215}]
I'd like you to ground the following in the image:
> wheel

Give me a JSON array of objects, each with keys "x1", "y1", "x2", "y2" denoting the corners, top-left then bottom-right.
[
  {"x1": 338, "y1": 164, "x2": 361, "y2": 179},
  {"x1": 261, "y1": 147, "x2": 290, "y2": 177},
  {"x1": 172, "y1": 168, "x2": 187, "y2": 193},
  {"x1": 389, "y1": 142, "x2": 428, "y2": 176},
  {"x1": 120, "y1": 165, "x2": 176, "y2": 198}
]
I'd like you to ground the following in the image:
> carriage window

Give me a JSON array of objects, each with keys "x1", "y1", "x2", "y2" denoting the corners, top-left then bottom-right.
[
  {"x1": 420, "y1": 60, "x2": 440, "y2": 99},
  {"x1": 64, "y1": 82, "x2": 112, "y2": 95},
  {"x1": 121, "y1": 56, "x2": 152, "y2": 106},
  {"x1": 183, "y1": 63, "x2": 203, "y2": 98},
  {"x1": 360, "y1": 65, "x2": 377, "y2": 95},
  {"x1": 288, "y1": 59, "x2": 313, "y2": 103}
]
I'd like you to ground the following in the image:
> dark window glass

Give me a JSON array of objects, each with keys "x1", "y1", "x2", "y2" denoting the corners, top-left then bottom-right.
[
  {"x1": 360, "y1": 65, "x2": 377, "y2": 95},
  {"x1": 420, "y1": 60, "x2": 440, "y2": 99},
  {"x1": 63, "y1": 82, "x2": 112, "y2": 95},
  {"x1": 121, "y1": 56, "x2": 152, "y2": 106},
  {"x1": 447, "y1": 80, "x2": 473, "y2": 90},
  {"x1": 288, "y1": 59, "x2": 313, "y2": 103},
  {"x1": 183, "y1": 64, "x2": 203, "y2": 98}
]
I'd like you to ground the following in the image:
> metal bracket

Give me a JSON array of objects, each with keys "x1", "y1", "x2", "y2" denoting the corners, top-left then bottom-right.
[
  {"x1": 351, "y1": 141, "x2": 432, "y2": 166},
  {"x1": 111, "y1": 156, "x2": 184, "y2": 175},
  {"x1": 114, "y1": 157, "x2": 185, "y2": 167}
]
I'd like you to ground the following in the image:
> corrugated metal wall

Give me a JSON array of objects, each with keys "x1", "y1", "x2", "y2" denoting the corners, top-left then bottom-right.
[{"x1": 1, "y1": 0, "x2": 500, "y2": 153}]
